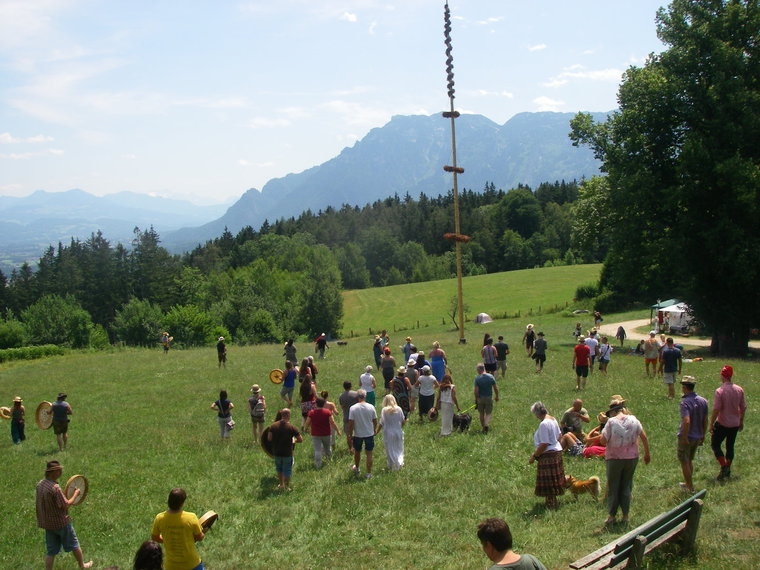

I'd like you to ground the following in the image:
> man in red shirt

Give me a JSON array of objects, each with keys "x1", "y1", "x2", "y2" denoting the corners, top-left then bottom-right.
[
  {"x1": 304, "y1": 397, "x2": 341, "y2": 468},
  {"x1": 35, "y1": 460, "x2": 92, "y2": 570},
  {"x1": 572, "y1": 336, "x2": 591, "y2": 390}
]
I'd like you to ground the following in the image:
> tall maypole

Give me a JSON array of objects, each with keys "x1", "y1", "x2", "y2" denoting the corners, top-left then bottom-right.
[{"x1": 442, "y1": 2, "x2": 467, "y2": 344}]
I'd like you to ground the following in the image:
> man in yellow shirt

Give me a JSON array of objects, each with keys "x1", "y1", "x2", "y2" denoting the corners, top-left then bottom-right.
[{"x1": 151, "y1": 488, "x2": 204, "y2": 570}]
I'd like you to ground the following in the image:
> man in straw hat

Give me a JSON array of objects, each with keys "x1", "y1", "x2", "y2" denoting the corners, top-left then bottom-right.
[
  {"x1": 710, "y1": 365, "x2": 747, "y2": 480},
  {"x1": 677, "y1": 376, "x2": 708, "y2": 493},
  {"x1": 36, "y1": 460, "x2": 92, "y2": 569},
  {"x1": 51, "y1": 393, "x2": 73, "y2": 451}
]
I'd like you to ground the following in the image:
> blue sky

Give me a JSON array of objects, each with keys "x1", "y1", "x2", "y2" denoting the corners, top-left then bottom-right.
[{"x1": 0, "y1": 1, "x2": 668, "y2": 205}]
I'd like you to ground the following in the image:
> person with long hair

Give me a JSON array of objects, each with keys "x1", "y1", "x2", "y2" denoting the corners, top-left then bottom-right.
[
  {"x1": 380, "y1": 348, "x2": 396, "y2": 395},
  {"x1": 528, "y1": 401, "x2": 564, "y2": 509},
  {"x1": 435, "y1": 374, "x2": 460, "y2": 436},
  {"x1": 600, "y1": 396, "x2": 650, "y2": 525},
  {"x1": 481, "y1": 337, "x2": 498, "y2": 376},
  {"x1": 376, "y1": 394, "x2": 406, "y2": 471},
  {"x1": 428, "y1": 341, "x2": 447, "y2": 382},
  {"x1": 390, "y1": 367, "x2": 412, "y2": 419},
  {"x1": 133, "y1": 540, "x2": 162, "y2": 570},
  {"x1": 211, "y1": 390, "x2": 234, "y2": 440},
  {"x1": 299, "y1": 373, "x2": 317, "y2": 426}
]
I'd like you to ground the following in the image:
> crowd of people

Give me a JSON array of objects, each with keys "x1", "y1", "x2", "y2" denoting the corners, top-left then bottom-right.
[{"x1": 12, "y1": 322, "x2": 749, "y2": 568}]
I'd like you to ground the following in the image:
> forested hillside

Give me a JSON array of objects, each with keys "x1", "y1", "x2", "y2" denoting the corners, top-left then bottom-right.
[{"x1": 0, "y1": 180, "x2": 603, "y2": 349}]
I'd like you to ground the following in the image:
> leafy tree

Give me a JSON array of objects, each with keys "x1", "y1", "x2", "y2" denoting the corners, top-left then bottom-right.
[
  {"x1": 570, "y1": 0, "x2": 760, "y2": 355},
  {"x1": 113, "y1": 298, "x2": 164, "y2": 347},
  {"x1": 163, "y1": 304, "x2": 217, "y2": 347},
  {"x1": 21, "y1": 294, "x2": 92, "y2": 348},
  {"x1": 335, "y1": 243, "x2": 371, "y2": 289},
  {"x1": 297, "y1": 245, "x2": 343, "y2": 338},
  {"x1": 494, "y1": 187, "x2": 543, "y2": 239},
  {"x1": 570, "y1": 176, "x2": 612, "y2": 259},
  {"x1": 0, "y1": 317, "x2": 27, "y2": 349}
]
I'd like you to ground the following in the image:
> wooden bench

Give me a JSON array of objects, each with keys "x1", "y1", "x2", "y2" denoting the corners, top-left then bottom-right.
[{"x1": 570, "y1": 489, "x2": 706, "y2": 569}]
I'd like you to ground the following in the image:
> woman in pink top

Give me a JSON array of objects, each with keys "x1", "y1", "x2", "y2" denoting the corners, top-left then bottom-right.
[{"x1": 600, "y1": 397, "x2": 650, "y2": 526}]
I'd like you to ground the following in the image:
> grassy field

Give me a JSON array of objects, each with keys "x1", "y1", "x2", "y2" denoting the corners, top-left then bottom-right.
[
  {"x1": 1, "y1": 273, "x2": 758, "y2": 569},
  {"x1": 341, "y1": 263, "x2": 602, "y2": 337}
]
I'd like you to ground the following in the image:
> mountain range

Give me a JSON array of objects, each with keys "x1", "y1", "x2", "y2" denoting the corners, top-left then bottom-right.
[{"x1": 1, "y1": 110, "x2": 607, "y2": 269}]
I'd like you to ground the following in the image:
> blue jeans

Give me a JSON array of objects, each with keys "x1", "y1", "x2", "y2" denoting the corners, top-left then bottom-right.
[
  {"x1": 44, "y1": 523, "x2": 79, "y2": 556},
  {"x1": 274, "y1": 456, "x2": 294, "y2": 478}
]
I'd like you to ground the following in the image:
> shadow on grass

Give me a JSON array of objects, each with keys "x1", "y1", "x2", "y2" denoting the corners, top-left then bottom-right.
[
  {"x1": 35, "y1": 447, "x2": 61, "y2": 457},
  {"x1": 257, "y1": 475, "x2": 284, "y2": 499}
]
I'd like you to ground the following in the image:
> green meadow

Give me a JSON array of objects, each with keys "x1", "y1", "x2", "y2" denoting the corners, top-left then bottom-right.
[{"x1": 1, "y1": 265, "x2": 758, "y2": 569}]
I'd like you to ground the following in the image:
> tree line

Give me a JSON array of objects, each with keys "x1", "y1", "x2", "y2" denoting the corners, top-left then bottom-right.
[{"x1": 0, "y1": 180, "x2": 598, "y2": 349}]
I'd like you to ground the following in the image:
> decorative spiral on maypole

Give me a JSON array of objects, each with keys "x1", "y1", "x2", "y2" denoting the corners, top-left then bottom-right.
[{"x1": 444, "y1": 2, "x2": 455, "y2": 100}]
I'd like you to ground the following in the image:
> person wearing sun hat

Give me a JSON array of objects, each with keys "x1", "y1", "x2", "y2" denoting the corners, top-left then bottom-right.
[
  {"x1": 710, "y1": 365, "x2": 747, "y2": 480},
  {"x1": 10, "y1": 396, "x2": 25, "y2": 444},
  {"x1": 677, "y1": 376, "x2": 708, "y2": 493},
  {"x1": 248, "y1": 384, "x2": 266, "y2": 444},
  {"x1": 36, "y1": 460, "x2": 92, "y2": 569}
]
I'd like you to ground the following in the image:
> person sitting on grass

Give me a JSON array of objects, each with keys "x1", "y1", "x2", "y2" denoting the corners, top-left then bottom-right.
[{"x1": 477, "y1": 517, "x2": 546, "y2": 570}]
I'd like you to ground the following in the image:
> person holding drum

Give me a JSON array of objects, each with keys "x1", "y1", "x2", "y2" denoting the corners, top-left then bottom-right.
[
  {"x1": 52, "y1": 393, "x2": 73, "y2": 451},
  {"x1": 210, "y1": 390, "x2": 234, "y2": 440},
  {"x1": 10, "y1": 396, "x2": 25, "y2": 444},
  {"x1": 35, "y1": 460, "x2": 92, "y2": 569},
  {"x1": 151, "y1": 488, "x2": 205, "y2": 570}
]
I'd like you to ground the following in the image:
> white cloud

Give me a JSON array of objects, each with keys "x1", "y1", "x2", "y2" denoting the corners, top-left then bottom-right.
[
  {"x1": 238, "y1": 159, "x2": 250, "y2": 166},
  {"x1": 0, "y1": 148, "x2": 63, "y2": 159},
  {"x1": 48, "y1": 148, "x2": 64, "y2": 155},
  {"x1": 368, "y1": 21, "x2": 377, "y2": 35},
  {"x1": 473, "y1": 89, "x2": 514, "y2": 99},
  {"x1": 476, "y1": 16, "x2": 503, "y2": 25},
  {"x1": 0, "y1": 132, "x2": 54, "y2": 144},
  {"x1": 340, "y1": 12, "x2": 357, "y2": 22},
  {"x1": 321, "y1": 100, "x2": 389, "y2": 127},
  {"x1": 543, "y1": 65, "x2": 623, "y2": 88},
  {"x1": 121, "y1": 153, "x2": 137, "y2": 160},
  {"x1": 533, "y1": 96, "x2": 564, "y2": 112},
  {"x1": 528, "y1": 43, "x2": 547, "y2": 52}
]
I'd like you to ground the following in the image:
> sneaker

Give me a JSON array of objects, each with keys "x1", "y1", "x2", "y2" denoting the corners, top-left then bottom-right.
[
  {"x1": 351, "y1": 464, "x2": 360, "y2": 475},
  {"x1": 365, "y1": 473, "x2": 373, "y2": 480}
]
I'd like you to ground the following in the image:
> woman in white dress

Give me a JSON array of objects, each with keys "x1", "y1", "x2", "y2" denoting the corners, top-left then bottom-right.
[
  {"x1": 376, "y1": 394, "x2": 406, "y2": 471},
  {"x1": 435, "y1": 374, "x2": 459, "y2": 436}
]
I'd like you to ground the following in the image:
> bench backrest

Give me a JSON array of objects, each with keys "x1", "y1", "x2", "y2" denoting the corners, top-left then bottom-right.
[{"x1": 608, "y1": 489, "x2": 707, "y2": 566}]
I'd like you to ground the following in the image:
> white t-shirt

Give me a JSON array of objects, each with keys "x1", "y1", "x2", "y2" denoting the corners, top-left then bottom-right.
[
  {"x1": 534, "y1": 417, "x2": 562, "y2": 452},
  {"x1": 349, "y1": 401, "x2": 377, "y2": 438},
  {"x1": 417, "y1": 374, "x2": 438, "y2": 397},
  {"x1": 584, "y1": 337, "x2": 599, "y2": 356},
  {"x1": 359, "y1": 372, "x2": 375, "y2": 393}
]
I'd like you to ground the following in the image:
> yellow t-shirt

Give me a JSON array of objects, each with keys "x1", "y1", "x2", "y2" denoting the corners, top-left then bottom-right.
[{"x1": 151, "y1": 510, "x2": 202, "y2": 570}]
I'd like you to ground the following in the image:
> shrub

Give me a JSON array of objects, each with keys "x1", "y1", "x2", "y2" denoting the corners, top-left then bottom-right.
[
  {"x1": 0, "y1": 318, "x2": 27, "y2": 349},
  {"x1": 591, "y1": 288, "x2": 625, "y2": 314},
  {"x1": 113, "y1": 298, "x2": 164, "y2": 347},
  {"x1": 0, "y1": 344, "x2": 65, "y2": 363},
  {"x1": 21, "y1": 294, "x2": 93, "y2": 348},
  {"x1": 89, "y1": 324, "x2": 111, "y2": 350},
  {"x1": 575, "y1": 282, "x2": 600, "y2": 300}
]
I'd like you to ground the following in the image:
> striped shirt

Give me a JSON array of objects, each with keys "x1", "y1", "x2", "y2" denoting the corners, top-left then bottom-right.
[
  {"x1": 36, "y1": 478, "x2": 70, "y2": 530},
  {"x1": 713, "y1": 382, "x2": 747, "y2": 428}
]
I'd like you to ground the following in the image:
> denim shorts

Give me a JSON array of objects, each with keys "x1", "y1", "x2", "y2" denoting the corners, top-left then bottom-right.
[
  {"x1": 45, "y1": 523, "x2": 79, "y2": 556},
  {"x1": 274, "y1": 456, "x2": 294, "y2": 477}
]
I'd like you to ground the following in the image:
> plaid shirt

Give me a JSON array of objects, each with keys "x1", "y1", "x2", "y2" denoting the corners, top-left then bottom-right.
[{"x1": 36, "y1": 478, "x2": 70, "y2": 530}]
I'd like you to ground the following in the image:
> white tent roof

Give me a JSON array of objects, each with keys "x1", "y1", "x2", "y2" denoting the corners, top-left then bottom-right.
[{"x1": 660, "y1": 303, "x2": 689, "y2": 313}]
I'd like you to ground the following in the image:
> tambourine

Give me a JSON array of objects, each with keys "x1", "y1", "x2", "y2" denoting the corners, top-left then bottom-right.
[
  {"x1": 64, "y1": 474, "x2": 88, "y2": 506},
  {"x1": 0, "y1": 407, "x2": 10, "y2": 420},
  {"x1": 35, "y1": 401, "x2": 53, "y2": 430},
  {"x1": 199, "y1": 510, "x2": 218, "y2": 532},
  {"x1": 260, "y1": 426, "x2": 274, "y2": 457},
  {"x1": 269, "y1": 369, "x2": 284, "y2": 384},
  {"x1": 428, "y1": 408, "x2": 439, "y2": 421}
]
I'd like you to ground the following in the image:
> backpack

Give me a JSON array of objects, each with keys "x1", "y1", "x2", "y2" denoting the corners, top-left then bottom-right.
[{"x1": 250, "y1": 396, "x2": 266, "y2": 419}]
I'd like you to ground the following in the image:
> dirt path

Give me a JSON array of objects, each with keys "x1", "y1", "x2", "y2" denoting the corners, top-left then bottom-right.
[{"x1": 599, "y1": 318, "x2": 760, "y2": 348}]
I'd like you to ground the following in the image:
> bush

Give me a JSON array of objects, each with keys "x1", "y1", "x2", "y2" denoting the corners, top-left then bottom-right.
[
  {"x1": 575, "y1": 282, "x2": 600, "y2": 300},
  {"x1": 591, "y1": 288, "x2": 625, "y2": 314},
  {"x1": 163, "y1": 304, "x2": 218, "y2": 347},
  {"x1": 113, "y1": 298, "x2": 164, "y2": 347},
  {"x1": 89, "y1": 324, "x2": 111, "y2": 350},
  {"x1": 0, "y1": 318, "x2": 27, "y2": 349},
  {"x1": 21, "y1": 294, "x2": 93, "y2": 348},
  {"x1": 0, "y1": 344, "x2": 65, "y2": 363}
]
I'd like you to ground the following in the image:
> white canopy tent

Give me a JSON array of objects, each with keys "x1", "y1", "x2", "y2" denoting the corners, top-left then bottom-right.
[
  {"x1": 657, "y1": 303, "x2": 692, "y2": 333},
  {"x1": 474, "y1": 313, "x2": 493, "y2": 324}
]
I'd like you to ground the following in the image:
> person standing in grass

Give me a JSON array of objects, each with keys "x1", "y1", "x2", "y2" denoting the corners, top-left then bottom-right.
[
  {"x1": 615, "y1": 326, "x2": 627, "y2": 347},
  {"x1": 320, "y1": 390, "x2": 340, "y2": 451},
  {"x1": 477, "y1": 517, "x2": 546, "y2": 570},
  {"x1": 481, "y1": 336, "x2": 498, "y2": 376},
  {"x1": 528, "y1": 401, "x2": 564, "y2": 510},
  {"x1": 36, "y1": 460, "x2": 93, "y2": 570},
  {"x1": 315, "y1": 333, "x2": 328, "y2": 359},
  {"x1": 304, "y1": 397, "x2": 341, "y2": 469},
  {"x1": 380, "y1": 348, "x2": 396, "y2": 395},
  {"x1": 416, "y1": 365, "x2": 439, "y2": 420},
  {"x1": 359, "y1": 365, "x2": 377, "y2": 406},
  {"x1": 151, "y1": 488, "x2": 204, "y2": 570},
  {"x1": 710, "y1": 365, "x2": 746, "y2": 481},
  {"x1": 390, "y1": 366, "x2": 412, "y2": 419},
  {"x1": 210, "y1": 390, "x2": 234, "y2": 440},
  {"x1": 522, "y1": 324, "x2": 536, "y2": 357},
  {"x1": 643, "y1": 331, "x2": 660, "y2": 377},
  {"x1": 280, "y1": 360, "x2": 297, "y2": 407},
  {"x1": 435, "y1": 374, "x2": 460, "y2": 436},
  {"x1": 338, "y1": 382, "x2": 359, "y2": 452},
  {"x1": 533, "y1": 332, "x2": 547, "y2": 373},
  {"x1": 494, "y1": 335, "x2": 510, "y2": 378},
  {"x1": 600, "y1": 397, "x2": 650, "y2": 526},
  {"x1": 215, "y1": 336, "x2": 226, "y2": 368},
  {"x1": 10, "y1": 396, "x2": 25, "y2": 444},
  {"x1": 572, "y1": 336, "x2": 591, "y2": 391},
  {"x1": 248, "y1": 385, "x2": 266, "y2": 444},
  {"x1": 404, "y1": 360, "x2": 419, "y2": 414},
  {"x1": 661, "y1": 337, "x2": 682, "y2": 399},
  {"x1": 283, "y1": 339, "x2": 297, "y2": 367},
  {"x1": 267, "y1": 409, "x2": 303, "y2": 490},
  {"x1": 677, "y1": 376, "x2": 708, "y2": 493},
  {"x1": 402, "y1": 336, "x2": 414, "y2": 363},
  {"x1": 376, "y1": 394, "x2": 406, "y2": 471},
  {"x1": 598, "y1": 336, "x2": 612, "y2": 375},
  {"x1": 474, "y1": 363, "x2": 499, "y2": 434},
  {"x1": 428, "y1": 341, "x2": 447, "y2": 382},
  {"x1": 348, "y1": 389, "x2": 377, "y2": 479},
  {"x1": 51, "y1": 393, "x2": 73, "y2": 451}
]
